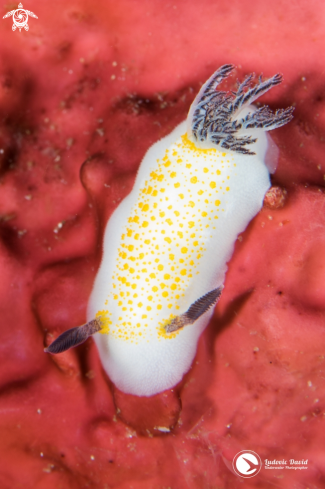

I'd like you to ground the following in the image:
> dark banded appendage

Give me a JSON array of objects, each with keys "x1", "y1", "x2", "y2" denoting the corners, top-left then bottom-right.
[
  {"x1": 165, "y1": 286, "x2": 223, "y2": 334},
  {"x1": 44, "y1": 318, "x2": 102, "y2": 354},
  {"x1": 190, "y1": 64, "x2": 294, "y2": 155}
]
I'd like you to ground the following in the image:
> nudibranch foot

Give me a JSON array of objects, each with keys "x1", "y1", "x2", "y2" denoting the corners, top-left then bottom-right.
[
  {"x1": 165, "y1": 287, "x2": 223, "y2": 334},
  {"x1": 45, "y1": 317, "x2": 102, "y2": 354},
  {"x1": 188, "y1": 64, "x2": 294, "y2": 155}
]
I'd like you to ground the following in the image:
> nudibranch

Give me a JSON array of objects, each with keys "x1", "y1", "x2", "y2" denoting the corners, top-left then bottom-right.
[{"x1": 45, "y1": 65, "x2": 293, "y2": 396}]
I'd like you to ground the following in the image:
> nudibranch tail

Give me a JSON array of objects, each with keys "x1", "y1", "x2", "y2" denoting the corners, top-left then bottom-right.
[
  {"x1": 45, "y1": 317, "x2": 102, "y2": 354},
  {"x1": 165, "y1": 286, "x2": 223, "y2": 334},
  {"x1": 187, "y1": 64, "x2": 294, "y2": 155}
]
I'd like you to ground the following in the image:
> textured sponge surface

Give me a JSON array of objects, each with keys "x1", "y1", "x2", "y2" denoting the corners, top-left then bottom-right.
[{"x1": 0, "y1": 0, "x2": 323, "y2": 487}]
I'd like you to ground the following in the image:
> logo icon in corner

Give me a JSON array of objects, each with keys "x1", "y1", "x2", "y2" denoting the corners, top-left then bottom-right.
[
  {"x1": 3, "y1": 3, "x2": 38, "y2": 32},
  {"x1": 233, "y1": 450, "x2": 262, "y2": 478}
]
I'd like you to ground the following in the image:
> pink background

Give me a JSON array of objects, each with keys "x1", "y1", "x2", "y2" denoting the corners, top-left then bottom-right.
[{"x1": 0, "y1": 0, "x2": 324, "y2": 487}]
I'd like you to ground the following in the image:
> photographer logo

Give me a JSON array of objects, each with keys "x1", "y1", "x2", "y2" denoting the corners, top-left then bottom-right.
[
  {"x1": 233, "y1": 451, "x2": 262, "y2": 478},
  {"x1": 3, "y1": 3, "x2": 38, "y2": 32}
]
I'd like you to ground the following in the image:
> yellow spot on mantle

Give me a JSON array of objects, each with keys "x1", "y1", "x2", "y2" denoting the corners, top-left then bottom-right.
[
  {"x1": 157, "y1": 315, "x2": 180, "y2": 340},
  {"x1": 96, "y1": 310, "x2": 112, "y2": 335},
  {"x1": 181, "y1": 133, "x2": 217, "y2": 154}
]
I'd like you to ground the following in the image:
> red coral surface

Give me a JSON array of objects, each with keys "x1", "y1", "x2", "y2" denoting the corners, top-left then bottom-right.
[{"x1": 0, "y1": 0, "x2": 324, "y2": 487}]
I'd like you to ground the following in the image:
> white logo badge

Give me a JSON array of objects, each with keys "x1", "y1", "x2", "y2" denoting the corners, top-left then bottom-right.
[
  {"x1": 3, "y1": 3, "x2": 38, "y2": 32},
  {"x1": 233, "y1": 450, "x2": 262, "y2": 478}
]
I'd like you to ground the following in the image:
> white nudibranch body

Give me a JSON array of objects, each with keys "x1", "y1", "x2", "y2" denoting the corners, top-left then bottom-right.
[{"x1": 46, "y1": 65, "x2": 293, "y2": 397}]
